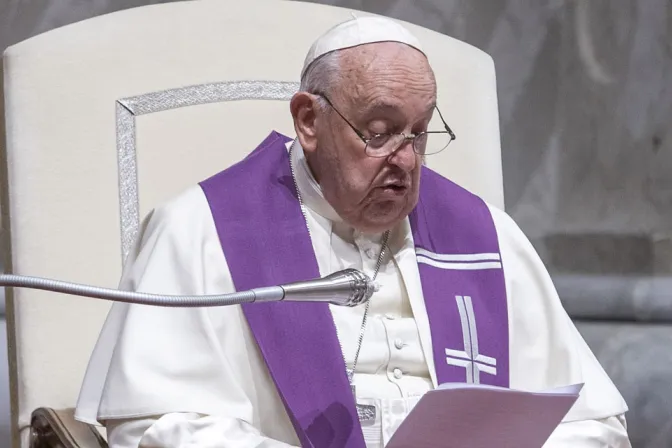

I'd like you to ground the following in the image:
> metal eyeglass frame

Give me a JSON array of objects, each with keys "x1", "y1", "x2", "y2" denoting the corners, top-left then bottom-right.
[{"x1": 314, "y1": 92, "x2": 456, "y2": 157}]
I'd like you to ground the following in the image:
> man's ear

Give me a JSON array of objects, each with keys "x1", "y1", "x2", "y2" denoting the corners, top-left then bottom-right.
[{"x1": 290, "y1": 92, "x2": 319, "y2": 154}]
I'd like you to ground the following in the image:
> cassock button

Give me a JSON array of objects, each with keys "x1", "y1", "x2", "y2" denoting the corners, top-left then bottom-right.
[
  {"x1": 393, "y1": 368, "x2": 403, "y2": 379},
  {"x1": 394, "y1": 339, "x2": 404, "y2": 350}
]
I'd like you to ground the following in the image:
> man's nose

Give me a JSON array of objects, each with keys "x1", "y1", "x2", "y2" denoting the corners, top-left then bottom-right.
[{"x1": 387, "y1": 139, "x2": 417, "y2": 172}]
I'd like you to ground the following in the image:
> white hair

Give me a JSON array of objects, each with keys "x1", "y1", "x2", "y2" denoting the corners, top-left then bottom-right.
[{"x1": 299, "y1": 51, "x2": 341, "y2": 109}]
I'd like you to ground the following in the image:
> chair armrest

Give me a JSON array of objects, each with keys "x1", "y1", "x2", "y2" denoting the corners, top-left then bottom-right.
[{"x1": 30, "y1": 408, "x2": 108, "y2": 448}]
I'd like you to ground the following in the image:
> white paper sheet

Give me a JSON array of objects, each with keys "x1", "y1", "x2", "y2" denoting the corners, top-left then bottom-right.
[{"x1": 386, "y1": 383, "x2": 583, "y2": 448}]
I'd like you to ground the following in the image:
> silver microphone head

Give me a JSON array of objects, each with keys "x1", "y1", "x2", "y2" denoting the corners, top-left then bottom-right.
[{"x1": 280, "y1": 268, "x2": 375, "y2": 306}]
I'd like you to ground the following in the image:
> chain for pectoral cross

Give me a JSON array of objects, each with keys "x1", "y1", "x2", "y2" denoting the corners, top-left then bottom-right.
[
  {"x1": 342, "y1": 229, "x2": 388, "y2": 425},
  {"x1": 346, "y1": 229, "x2": 390, "y2": 384},
  {"x1": 289, "y1": 141, "x2": 389, "y2": 424}
]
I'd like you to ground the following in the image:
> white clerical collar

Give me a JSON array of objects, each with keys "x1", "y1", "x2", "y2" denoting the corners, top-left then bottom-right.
[{"x1": 288, "y1": 138, "x2": 343, "y2": 223}]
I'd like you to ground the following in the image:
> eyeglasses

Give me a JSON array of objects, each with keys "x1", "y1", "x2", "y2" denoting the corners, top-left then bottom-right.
[{"x1": 315, "y1": 93, "x2": 456, "y2": 158}]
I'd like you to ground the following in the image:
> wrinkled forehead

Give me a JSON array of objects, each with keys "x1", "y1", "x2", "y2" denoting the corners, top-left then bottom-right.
[{"x1": 337, "y1": 43, "x2": 436, "y2": 107}]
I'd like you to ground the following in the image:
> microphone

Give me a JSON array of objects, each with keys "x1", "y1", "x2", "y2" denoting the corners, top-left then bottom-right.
[{"x1": 0, "y1": 268, "x2": 375, "y2": 308}]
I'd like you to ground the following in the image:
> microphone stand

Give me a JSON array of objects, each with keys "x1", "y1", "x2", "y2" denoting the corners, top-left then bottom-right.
[{"x1": 0, "y1": 268, "x2": 375, "y2": 308}]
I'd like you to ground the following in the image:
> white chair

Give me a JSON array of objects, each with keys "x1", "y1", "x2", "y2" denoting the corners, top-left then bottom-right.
[{"x1": 1, "y1": 0, "x2": 503, "y2": 446}]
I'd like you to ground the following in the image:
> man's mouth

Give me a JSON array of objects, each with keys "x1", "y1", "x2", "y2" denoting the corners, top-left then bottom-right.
[
  {"x1": 381, "y1": 180, "x2": 408, "y2": 189},
  {"x1": 377, "y1": 183, "x2": 408, "y2": 195}
]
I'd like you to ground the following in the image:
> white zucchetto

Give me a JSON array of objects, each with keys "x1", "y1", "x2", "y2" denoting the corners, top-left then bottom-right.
[{"x1": 301, "y1": 15, "x2": 426, "y2": 79}]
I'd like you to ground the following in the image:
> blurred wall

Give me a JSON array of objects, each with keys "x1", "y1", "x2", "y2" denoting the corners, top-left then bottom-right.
[{"x1": 1, "y1": 0, "x2": 671, "y2": 447}]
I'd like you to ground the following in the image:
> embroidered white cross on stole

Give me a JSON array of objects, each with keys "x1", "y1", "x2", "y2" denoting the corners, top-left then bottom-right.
[{"x1": 444, "y1": 295, "x2": 497, "y2": 384}]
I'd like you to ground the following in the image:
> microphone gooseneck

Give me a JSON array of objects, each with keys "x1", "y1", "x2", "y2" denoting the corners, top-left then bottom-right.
[{"x1": 0, "y1": 268, "x2": 375, "y2": 308}]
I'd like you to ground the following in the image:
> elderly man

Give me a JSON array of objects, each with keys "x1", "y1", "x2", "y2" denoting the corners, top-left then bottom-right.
[{"x1": 75, "y1": 16, "x2": 630, "y2": 447}]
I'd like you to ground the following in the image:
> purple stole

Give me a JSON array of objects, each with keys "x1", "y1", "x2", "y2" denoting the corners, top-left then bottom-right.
[{"x1": 200, "y1": 131, "x2": 508, "y2": 448}]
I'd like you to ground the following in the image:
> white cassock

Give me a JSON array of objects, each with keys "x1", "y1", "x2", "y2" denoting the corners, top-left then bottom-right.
[{"x1": 75, "y1": 139, "x2": 631, "y2": 447}]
